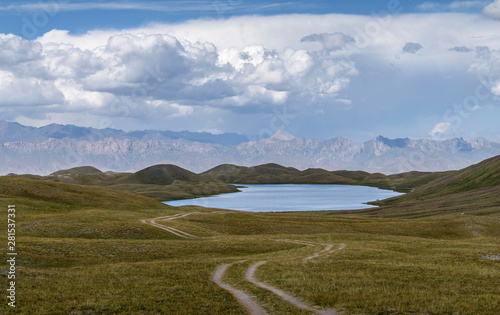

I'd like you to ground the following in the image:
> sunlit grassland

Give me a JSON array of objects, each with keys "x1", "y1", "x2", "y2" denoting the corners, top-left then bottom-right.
[
  {"x1": 255, "y1": 236, "x2": 500, "y2": 314},
  {"x1": 0, "y1": 177, "x2": 499, "y2": 314},
  {"x1": 168, "y1": 211, "x2": 500, "y2": 313}
]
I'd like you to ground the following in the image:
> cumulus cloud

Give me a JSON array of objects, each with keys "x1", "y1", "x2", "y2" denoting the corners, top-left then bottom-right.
[
  {"x1": 2, "y1": 12, "x2": 500, "y2": 135},
  {"x1": 429, "y1": 122, "x2": 452, "y2": 136},
  {"x1": 0, "y1": 70, "x2": 63, "y2": 107},
  {"x1": 483, "y1": 0, "x2": 500, "y2": 19},
  {"x1": 402, "y1": 42, "x2": 423, "y2": 54},
  {"x1": 0, "y1": 27, "x2": 359, "y2": 127},
  {"x1": 300, "y1": 32, "x2": 355, "y2": 51},
  {"x1": 0, "y1": 34, "x2": 42, "y2": 65}
]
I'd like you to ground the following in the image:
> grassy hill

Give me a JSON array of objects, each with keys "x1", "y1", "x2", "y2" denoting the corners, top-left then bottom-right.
[
  {"x1": 116, "y1": 164, "x2": 200, "y2": 185},
  {"x1": 203, "y1": 163, "x2": 446, "y2": 192},
  {"x1": 8, "y1": 164, "x2": 239, "y2": 201},
  {"x1": 406, "y1": 154, "x2": 500, "y2": 197},
  {"x1": 332, "y1": 155, "x2": 500, "y2": 218},
  {"x1": 7, "y1": 162, "x2": 443, "y2": 202}
]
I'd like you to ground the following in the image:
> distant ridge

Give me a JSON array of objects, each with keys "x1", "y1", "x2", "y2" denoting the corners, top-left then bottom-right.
[
  {"x1": 1, "y1": 120, "x2": 500, "y2": 175},
  {"x1": 0, "y1": 120, "x2": 247, "y2": 145}
]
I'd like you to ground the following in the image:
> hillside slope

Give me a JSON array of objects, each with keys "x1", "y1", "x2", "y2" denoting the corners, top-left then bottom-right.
[
  {"x1": 411, "y1": 155, "x2": 500, "y2": 197},
  {"x1": 334, "y1": 155, "x2": 500, "y2": 218},
  {"x1": 0, "y1": 177, "x2": 166, "y2": 211},
  {"x1": 378, "y1": 155, "x2": 500, "y2": 204}
]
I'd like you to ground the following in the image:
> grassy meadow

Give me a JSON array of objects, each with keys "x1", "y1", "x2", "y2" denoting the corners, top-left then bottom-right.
[{"x1": 0, "y1": 176, "x2": 499, "y2": 314}]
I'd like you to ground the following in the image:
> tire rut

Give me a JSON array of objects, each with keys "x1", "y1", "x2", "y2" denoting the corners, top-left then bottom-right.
[{"x1": 213, "y1": 262, "x2": 268, "y2": 315}]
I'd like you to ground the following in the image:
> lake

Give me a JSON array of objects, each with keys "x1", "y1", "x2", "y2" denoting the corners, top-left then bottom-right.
[{"x1": 163, "y1": 184, "x2": 404, "y2": 212}]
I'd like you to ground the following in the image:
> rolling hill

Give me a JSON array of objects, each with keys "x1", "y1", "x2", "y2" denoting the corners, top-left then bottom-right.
[
  {"x1": 7, "y1": 164, "x2": 239, "y2": 201},
  {"x1": 8, "y1": 162, "x2": 444, "y2": 202},
  {"x1": 202, "y1": 163, "x2": 446, "y2": 192},
  {"x1": 116, "y1": 164, "x2": 200, "y2": 185},
  {"x1": 4, "y1": 155, "x2": 499, "y2": 218}
]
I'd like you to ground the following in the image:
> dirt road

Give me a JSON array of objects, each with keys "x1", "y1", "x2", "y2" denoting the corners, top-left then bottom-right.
[
  {"x1": 140, "y1": 213, "x2": 197, "y2": 239},
  {"x1": 142, "y1": 212, "x2": 345, "y2": 314},
  {"x1": 213, "y1": 262, "x2": 268, "y2": 315}
]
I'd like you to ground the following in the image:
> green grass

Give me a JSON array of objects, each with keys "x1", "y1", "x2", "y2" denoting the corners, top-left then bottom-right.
[
  {"x1": 257, "y1": 236, "x2": 500, "y2": 314},
  {"x1": 0, "y1": 175, "x2": 499, "y2": 314}
]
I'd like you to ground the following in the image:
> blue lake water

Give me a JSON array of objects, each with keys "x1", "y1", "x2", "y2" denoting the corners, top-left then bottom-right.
[{"x1": 163, "y1": 184, "x2": 404, "y2": 212}]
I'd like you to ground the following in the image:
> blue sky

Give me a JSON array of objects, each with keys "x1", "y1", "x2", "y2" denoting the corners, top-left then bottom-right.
[
  {"x1": 0, "y1": 0, "x2": 500, "y2": 141},
  {"x1": 0, "y1": 0, "x2": 491, "y2": 37}
]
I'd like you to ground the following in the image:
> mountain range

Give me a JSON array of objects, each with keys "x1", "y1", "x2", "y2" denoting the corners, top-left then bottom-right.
[{"x1": 1, "y1": 120, "x2": 500, "y2": 175}]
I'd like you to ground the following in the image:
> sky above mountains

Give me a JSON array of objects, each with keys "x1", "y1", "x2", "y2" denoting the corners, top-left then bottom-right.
[{"x1": 0, "y1": 0, "x2": 500, "y2": 141}]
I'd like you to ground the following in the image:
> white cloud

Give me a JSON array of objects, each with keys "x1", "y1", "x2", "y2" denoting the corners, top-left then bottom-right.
[
  {"x1": 483, "y1": 0, "x2": 500, "y2": 19},
  {"x1": 2, "y1": 12, "x2": 500, "y2": 134},
  {"x1": 0, "y1": 27, "x2": 359, "y2": 126},
  {"x1": 0, "y1": 34, "x2": 42, "y2": 65},
  {"x1": 429, "y1": 122, "x2": 452, "y2": 136},
  {"x1": 282, "y1": 49, "x2": 313, "y2": 77},
  {"x1": 0, "y1": 70, "x2": 63, "y2": 107},
  {"x1": 492, "y1": 81, "x2": 500, "y2": 96},
  {"x1": 145, "y1": 100, "x2": 194, "y2": 117},
  {"x1": 55, "y1": 79, "x2": 115, "y2": 109}
]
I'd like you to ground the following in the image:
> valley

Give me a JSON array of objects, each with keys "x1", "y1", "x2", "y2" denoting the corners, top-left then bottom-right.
[{"x1": 0, "y1": 156, "x2": 499, "y2": 314}]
